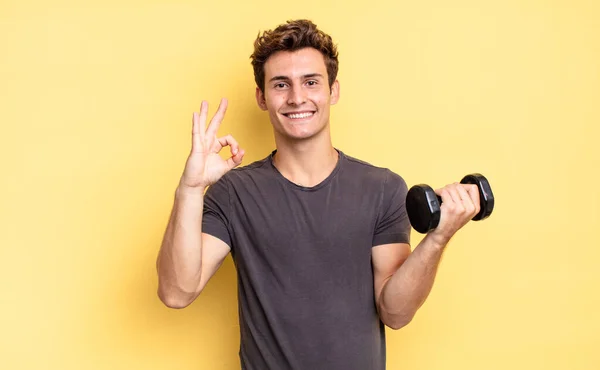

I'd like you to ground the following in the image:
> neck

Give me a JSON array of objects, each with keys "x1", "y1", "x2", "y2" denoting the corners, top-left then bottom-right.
[{"x1": 272, "y1": 133, "x2": 339, "y2": 188}]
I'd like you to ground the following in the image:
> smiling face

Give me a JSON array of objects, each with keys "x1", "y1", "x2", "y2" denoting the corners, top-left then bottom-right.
[{"x1": 256, "y1": 47, "x2": 340, "y2": 142}]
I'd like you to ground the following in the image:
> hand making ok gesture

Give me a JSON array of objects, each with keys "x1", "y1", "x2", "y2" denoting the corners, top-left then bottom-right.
[{"x1": 179, "y1": 98, "x2": 245, "y2": 190}]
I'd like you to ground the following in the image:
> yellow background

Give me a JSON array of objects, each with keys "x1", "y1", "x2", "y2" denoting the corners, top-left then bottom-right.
[{"x1": 1, "y1": 0, "x2": 599, "y2": 369}]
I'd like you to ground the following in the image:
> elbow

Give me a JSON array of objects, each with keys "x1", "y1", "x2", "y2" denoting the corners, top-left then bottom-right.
[
  {"x1": 157, "y1": 286, "x2": 198, "y2": 309},
  {"x1": 379, "y1": 301, "x2": 415, "y2": 330},
  {"x1": 387, "y1": 318, "x2": 412, "y2": 330},
  {"x1": 383, "y1": 313, "x2": 414, "y2": 330},
  {"x1": 159, "y1": 295, "x2": 191, "y2": 309}
]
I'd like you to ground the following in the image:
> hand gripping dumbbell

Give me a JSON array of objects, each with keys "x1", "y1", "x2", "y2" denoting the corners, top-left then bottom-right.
[{"x1": 406, "y1": 173, "x2": 495, "y2": 234}]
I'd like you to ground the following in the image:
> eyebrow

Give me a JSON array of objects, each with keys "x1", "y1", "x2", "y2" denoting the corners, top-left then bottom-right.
[{"x1": 269, "y1": 73, "x2": 325, "y2": 82}]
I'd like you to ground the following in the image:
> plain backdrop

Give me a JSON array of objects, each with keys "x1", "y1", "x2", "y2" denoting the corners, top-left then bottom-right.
[{"x1": 1, "y1": 0, "x2": 599, "y2": 369}]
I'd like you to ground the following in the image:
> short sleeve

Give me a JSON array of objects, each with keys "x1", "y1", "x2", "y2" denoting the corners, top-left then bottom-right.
[
  {"x1": 202, "y1": 176, "x2": 232, "y2": 248},
  {"x1": 372, "y1": 170, "x2": 411, "y2": 247}
]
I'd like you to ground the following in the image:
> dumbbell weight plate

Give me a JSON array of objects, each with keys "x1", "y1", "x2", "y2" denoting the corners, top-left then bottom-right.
[
  {"x1": 406, "y1": 184, "x2": 441, "y2": 234},
  {"x1": 459, "y1": 173, "x2": 495, "y2": 221}
]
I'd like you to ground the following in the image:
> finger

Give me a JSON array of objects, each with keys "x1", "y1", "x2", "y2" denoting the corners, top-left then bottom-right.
[
  {"x1": 191, "y1": 101, "x2": 207, "y2": 152},
  {"x1": 434, "y1": 188, "x2": 454, "y2": 211},
  {"x1": 217, "y1": 134, "x2": 239, "y2": 156},
  {"x1": 199, "y1": 100, "x2": 209, "y2": 131},
  {"x1": 191, "y1": 112, "x2": 201, "y2": 153},
  {"x1": 434, "y1": 187, "x2": 448, "y2": 202},
  {"x1": 226, "y1": 148, "x2": 245, "y2": 169},
  {"x1": 464, "y1": 184, "x2": 481, "y2": 214},
  {"x1": 456, "y1": 184, "x2": 477, "y2": 216},
  {"x1": 206, "y1": 98, "x2": 228, "y2": 137},
  {"x1": 436, "y1": 184, "x2": 461, "y2": 205}
]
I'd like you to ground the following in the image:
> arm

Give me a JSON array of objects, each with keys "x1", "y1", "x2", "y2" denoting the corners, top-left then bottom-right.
[
  {"x1": 373, "y1": 182, "x2": 481, "y2": 329},
  {"x1": 156, "y1": 186, "x2": 230, "y2": 309},
  {"x1": 372, "y1": 237, "x2": 444, "y2": 330},
  {"x1": 156, "y1": 98, "x2": 244, "y2": 309}
]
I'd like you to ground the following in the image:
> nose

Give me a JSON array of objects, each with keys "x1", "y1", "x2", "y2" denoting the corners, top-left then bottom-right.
[{"x1": 287, "y1": 84, "x2": 306, "y2": 106}]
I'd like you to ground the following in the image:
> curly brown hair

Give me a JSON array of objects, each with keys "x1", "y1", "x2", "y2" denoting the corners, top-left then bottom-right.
[{"x1": 250, "y1": 19, "x2": 339, "y2": 92}]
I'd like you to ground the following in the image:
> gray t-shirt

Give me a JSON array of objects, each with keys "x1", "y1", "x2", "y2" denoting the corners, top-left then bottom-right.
[{"x1": 203, "y1": 149, "x2": 411, "y2": 370}]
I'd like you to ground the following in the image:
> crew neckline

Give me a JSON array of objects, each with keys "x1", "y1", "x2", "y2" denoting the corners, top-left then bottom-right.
[{"x1": 268, "y1": 148, "x2": 344, "y2": 192}]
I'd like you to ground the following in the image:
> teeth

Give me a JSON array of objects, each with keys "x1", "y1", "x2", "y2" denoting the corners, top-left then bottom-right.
[{"x1": 287, "y1": 112, "x2": 313, "y2": 119}]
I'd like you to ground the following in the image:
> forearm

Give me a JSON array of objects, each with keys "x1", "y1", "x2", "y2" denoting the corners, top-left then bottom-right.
[
  {"x1": 378, "y1": 234, "x2": 448, "y2": 329},
  {"x1": 157, "y1": 185, "x2": 206, "y2": 307}
]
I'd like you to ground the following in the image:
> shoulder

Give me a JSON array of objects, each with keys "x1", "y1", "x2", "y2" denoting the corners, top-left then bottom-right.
[
  {"x1": 221, "y1": 153, "x2": 272, "y2": 181},
  {"x1": 340, "y1": 151, "x2": 407, "y2": 187}
]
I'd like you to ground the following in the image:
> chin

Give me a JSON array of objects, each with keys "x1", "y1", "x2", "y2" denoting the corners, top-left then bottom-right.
[
  {"x1": 277, "y1": 130, "x2": 312, "y2": 141},
  {"x1": 280, "y1": 124, "x2": 328, "y2": 142}
]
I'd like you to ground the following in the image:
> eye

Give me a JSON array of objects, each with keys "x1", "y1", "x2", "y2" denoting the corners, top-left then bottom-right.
[
  {"x1": 274, "y1": 82, "x2": 288, "y2": 89},
  {"x1": 306, "y1": 80, "x2": 318, "y2": 86}
]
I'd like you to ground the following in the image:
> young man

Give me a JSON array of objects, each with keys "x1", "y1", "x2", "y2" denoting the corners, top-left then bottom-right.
[{"x1": 156, "y1": 19, "x2": 481, "y2": 369}]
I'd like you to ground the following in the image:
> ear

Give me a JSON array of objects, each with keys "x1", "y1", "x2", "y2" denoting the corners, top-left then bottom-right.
[
  {"x1": 330, "y1": 80, "x2": 340, "y2": 105},
  {"x1": 255, "y1": 87, "x2": 268, "y2": 111}
]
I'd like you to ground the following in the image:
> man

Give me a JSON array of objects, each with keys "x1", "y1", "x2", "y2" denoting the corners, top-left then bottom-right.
[{"x1": 156, "y1": 19, "x2": 480, "y2": 369}]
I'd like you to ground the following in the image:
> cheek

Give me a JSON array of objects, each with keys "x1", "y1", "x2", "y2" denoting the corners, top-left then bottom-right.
[
  {"x1": 315, "y1": 97, "x2": 330, "y2": 112},
  {"x1": 266, "y1": 94, "x2": 285, "y2": 110},
  {"x1": 312, "y1": 90, "x2": 330, "y2": 106}
]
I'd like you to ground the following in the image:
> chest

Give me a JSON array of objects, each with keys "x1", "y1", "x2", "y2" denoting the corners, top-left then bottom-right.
[
  {"x1": 234, "y1": 182, "x2": 380, "y2": 245},
  {"x1": 228, "y1": 181, "x2": 381, "y2": 294}
]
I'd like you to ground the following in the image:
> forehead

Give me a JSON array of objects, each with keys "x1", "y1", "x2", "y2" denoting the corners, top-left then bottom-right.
[{"x1": 263, "y1": 47, "x2": 327, "y2": 79}]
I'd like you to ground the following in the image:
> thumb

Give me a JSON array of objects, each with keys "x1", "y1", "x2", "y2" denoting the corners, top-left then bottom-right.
[{"x1": 226, "y1": 149, "x2": 245, "y2": 169}]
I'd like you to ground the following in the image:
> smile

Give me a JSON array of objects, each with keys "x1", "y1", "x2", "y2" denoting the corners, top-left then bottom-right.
[{"x1": 283, "y1": 111, "x2": 315, "y2": 119}]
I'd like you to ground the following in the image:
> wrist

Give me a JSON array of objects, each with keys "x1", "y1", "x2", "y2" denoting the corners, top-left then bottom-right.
[
  {"x1": 424, "y1": 231, "x2": 451, "y2": 251},
  {"x1": 176, "y1": 182, "x2": 207, "y2": 198}
]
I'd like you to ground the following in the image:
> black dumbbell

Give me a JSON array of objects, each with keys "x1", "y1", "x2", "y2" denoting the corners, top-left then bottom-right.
[{"x1": 406, "y1": 173, "x2": 495, "y2": 234}]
